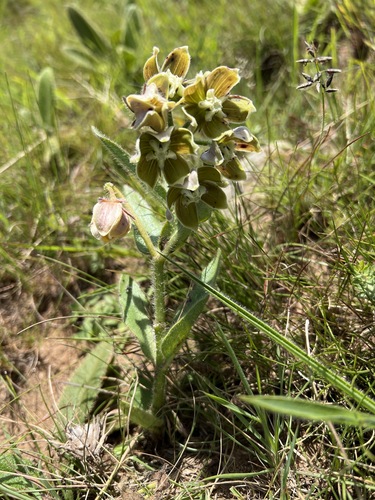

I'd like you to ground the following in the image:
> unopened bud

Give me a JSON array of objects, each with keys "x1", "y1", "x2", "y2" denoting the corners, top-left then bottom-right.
[{"x1": 90, "y1": 198, "x2": 132, "y2": 243}]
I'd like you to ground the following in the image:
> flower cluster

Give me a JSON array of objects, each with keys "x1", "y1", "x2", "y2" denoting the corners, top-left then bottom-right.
[{"x1": 123, "y1": 46, "x2": 261, "y2": 230}]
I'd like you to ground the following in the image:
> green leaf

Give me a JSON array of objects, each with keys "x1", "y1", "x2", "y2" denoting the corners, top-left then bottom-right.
[
  {"x1": 67, "y1": 6, "x2": 111, "y2": 57},
  {"x1": 122, "y1": 4, "x2": 142, "y2": 50},
  {"x1": 38, "y1": 67, "x2": 55, "y2": 131},
  {"x1": 121, "y1": 400, "x2": 163, "y2": 430},
  {"x1": 57, "y1": 341, "x2": 113, "y2": 423},
  {"x1": 122, "y1": 382, "x2": 162, "y2": 430},
  {"x1": 161, "y1": 250, "x2": 221, "y2": 362},
  {"x1": 122, "y1": 185, "x2": 163, "y2": 254},
  {"x1": 92, "y1": 126, "x2": 136, "y2": 177},
  {"x1": 119, "y1": 274, "x2": 156, "y2": 363},
  {"x1": 0, "y1": 452, "x2": 44, "y2": 499},
  {"x1": 62, "y1": 45, "x2": 98, "y2": 69},
  {"x1": 160, "y1": 254, "x2": 375, "y2": 415},
  {"x1": 240, "y1": 396, "x2": 375, "y2": 427},
  {"x1": 108, "y1": 375, "x2": 162, "y2": 431},
  {"x1": 92, "y1": 126, "x2": 167, "y2": 206}
]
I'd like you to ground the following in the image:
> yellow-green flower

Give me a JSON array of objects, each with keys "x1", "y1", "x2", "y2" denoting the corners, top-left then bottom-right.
[
  {"x1": 124, "y1": 74, "x2": 173, "y2": 133},
  {"x1": 201, "y1": 127, "x2": 261, "y2": 181},
  {"x1": 183, "y1": 66, "x2": 256, "y2": 138},
  {"x1": 143, "y1": 46, "x2": 191, "y2": 98},
  {"x1": 167, "y1": 167, "x2": 228, "y2": 230},
  {"x1": 90, "y1": 198, "x2": 132, "y2": 243},
  {"x1": 132, "y1": 127, "x2": 198, "y2": 188}
]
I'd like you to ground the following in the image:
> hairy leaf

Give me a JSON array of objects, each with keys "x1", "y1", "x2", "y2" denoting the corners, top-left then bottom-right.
[
  {"x1": 92, "y1": 126, "x2": 167, "y2": 205},
  {"x1": 161, "y1": 250, "x2": 221, "y2": 363},
  {"x1": 58, "y1": 341, "x2": 114, "y2": 423},
  {"x1": 119, "y1": 274, "x2": 156, "y2": 363},
  {"x1": 0, "y1": 452, "x2": 44, "y2": 499},
  {"x1": 122, "y1": 185, "x2": 163, "y2": 254}
]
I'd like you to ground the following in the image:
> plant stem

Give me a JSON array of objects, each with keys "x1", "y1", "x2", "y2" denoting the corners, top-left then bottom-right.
[
  {"x1": 151, "y1": 365, "x2": 168, "y2": 417},
  {"x1": 153, "y1": 254, "x2": 166, "y2": 332},
  {"x1": 150, "y1": 252, "x2": 168, "y2": 417}
]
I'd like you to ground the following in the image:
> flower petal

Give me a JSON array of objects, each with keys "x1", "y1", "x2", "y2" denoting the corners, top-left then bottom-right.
[
  {"x1": 137, "y1": 157, "x2": 160, "y2": 187},
  {"x1": 202, "y1": 116, "x2": 230, "y2": 139},
  {"x1": 163, "y1": 156, "x2": 190, "y2": 185},
  {"x1": 161, "y1": 46, "x2": 191, "y2": 78},
  {"x1": 205, "y1": 66, "x2": 240, "y2": 97},
  {"x1": 183, "y1": 74, "x2": 207, "y2": 103},
  {"x1": 90, "y1": 200, "x2": 131, "y2": 242},
  {"x1": 167, "y1": 186, "x2": 182, "y2": 208},
  {"x1": 198, "y1": 166, "x2": 226, "y2": 185},
  {"x1": 175, "y1": 196, "x2": 199, "y2": 230},
  {"x1": 169, "y1": 128, "x2": 198, "y2": 155},
  {"x1": 201, "y1": 142, "x2": 224, "y2": 165},
  {"x1": 222, "y1": 95, "x2": 256, "y2": 123},
  {"x1": 143, "y1": 46, "x2": 160, "y2": 81},
  {"x1": 217, "y1": 156, "x2": 247, "y2": 181},
  {"x1": 201, "y1": 183, "x2": 228, "y2": 209},
  {"x1": 147, "y1": 73, "x2": 170, "y2": 98},
  {"x1": 92, "y1": 200, "x2": 123, "y2": 235}
]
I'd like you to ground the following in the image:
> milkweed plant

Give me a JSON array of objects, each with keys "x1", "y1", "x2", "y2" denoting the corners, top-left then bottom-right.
[{"x1": 90, "y1": 46, "x2": 261, "y2": 433}]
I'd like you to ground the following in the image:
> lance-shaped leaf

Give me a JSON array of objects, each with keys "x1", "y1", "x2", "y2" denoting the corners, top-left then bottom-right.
[
  {"x1": 92, "y1": 126, "x2": 167, "y2": 205},
  {"x1": 58, "y1": 341, "x2": 114, "y2": 424},
  {"x1": 121, "y1": 3, "x2": 142, "y2": 50},
  {"x1": 38, "y1": 67, "x2": 55, "y2": 132},
  {"x1": 122, "y1": 184, "x2": 163, "y2": 254},
  {"x1": 120, "y1": 380, "x2": 162, "y2": 431},
  {"x1": 161, "y1": 250, "x2": 221, "y2": 363},
  {"x1": 67, "y1": 6, "x2": 111, "y2": 57},
  {"x1": 119, "y1": 274, "x2": 156, "y2": 363}
]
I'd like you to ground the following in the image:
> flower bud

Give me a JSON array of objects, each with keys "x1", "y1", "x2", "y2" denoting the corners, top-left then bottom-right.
[{"x1": 90, "y1": 198, "x2": 131, "y2": 243}]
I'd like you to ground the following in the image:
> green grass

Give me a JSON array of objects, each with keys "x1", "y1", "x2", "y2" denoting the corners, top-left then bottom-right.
[{"x1": 1, "y1": 0, "x2": 375, "y2": 498}]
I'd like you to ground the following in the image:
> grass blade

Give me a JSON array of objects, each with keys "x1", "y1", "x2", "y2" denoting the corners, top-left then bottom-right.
[{"x1": 241, "y1": 396, "x2": 375, "y2": 427}]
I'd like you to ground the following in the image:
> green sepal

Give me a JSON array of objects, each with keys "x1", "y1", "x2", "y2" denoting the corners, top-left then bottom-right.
[
  {"x1": 57, "y1": 341, "x2": 114, "y2": 424},
  {"x1": 161, "y1": 250, "x2": 221, "y2": 363},
  {"x1": 119, "y1": 274, "x2": 156, "y2": 364}
]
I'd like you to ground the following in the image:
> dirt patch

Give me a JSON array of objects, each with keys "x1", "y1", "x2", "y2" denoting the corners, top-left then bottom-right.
[{"x1": 0, "y1": 324, "x2": 83, "y2": 452}]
